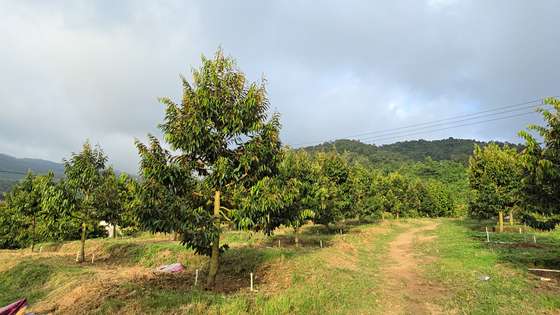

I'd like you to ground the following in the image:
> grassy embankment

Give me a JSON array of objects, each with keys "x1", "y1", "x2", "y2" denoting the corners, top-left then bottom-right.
[{"x1": 0, "y1": 218, "x2": 559, "y2": 314}]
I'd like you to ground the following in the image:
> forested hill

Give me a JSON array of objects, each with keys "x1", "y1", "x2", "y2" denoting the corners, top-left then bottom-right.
[
  {"x1": 300, "y1": 138, "x2": 525, "y2": 167},
  {"x1": 300, "y1": 138, "x2": 525, "y2": 204},
  {"x1": 0, "y1": 153, "x2": 66, "y2": 200},
  {"x1": 0, "y1": 153, "x2": 135, "y2": 200},
  {"x1": 0, "y1": 153, "x2": 66, "y2": 181}
]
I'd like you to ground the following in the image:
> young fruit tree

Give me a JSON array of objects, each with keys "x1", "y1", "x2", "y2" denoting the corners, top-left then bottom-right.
[
  {"x1": 135, "y1": 48, "x2": 282, "y2": 287},
  {"x1": 61, "y1": 140, "x2": 110, "y2": 262},
  {"x1": 467, "y1": 143, "x2": 521, "y2": 232},
  {"x1": 234, "y1": 148, "x2": 323, "y2": 244},
  {"x1": 313, "y1": 149, "x2": 349, "y2": 230},
  {"x1": 517, "y1": 97, "x2": 560, "y2": 230},
  {"x1": 3, "y1": 170, "x2": 55, "y2": 251},
  {"x1": 95, "y1": 172, "x2": 138, "y2": 238}
]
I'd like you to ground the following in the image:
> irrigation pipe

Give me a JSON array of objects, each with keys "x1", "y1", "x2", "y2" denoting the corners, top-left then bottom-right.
[{"x1": 528, "y1": 268, "x2": 560, "y2": 273}]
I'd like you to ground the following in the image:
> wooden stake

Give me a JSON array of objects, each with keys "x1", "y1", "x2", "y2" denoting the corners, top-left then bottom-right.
[
  {"x1": 39, "y1": 246, "x2": 42, "y2": 253},
  {"x1": 91, "y1": 254, "x2": 95, "y2": 263},
  {"x1": 534, "y1": 236, "x2": 536, "y2": 243},
  {"x1": 519, "y1": 228, "x2": 522, "y2": 234},
  {"x1": 320, "y1": 240, "x2": 323, "y2": 249},
  {"x1": 486, "y1": 227, "x2": 489, "y2": 242},
  {"x1": 195, "y1": 269, "x2": 198, "y2": 286},
  {"x1": 250, "y1": 273, "x2": 253, "y2": 291},
  {"x1": 278, "y1": 239, "x2": 280, "y2": 248}
]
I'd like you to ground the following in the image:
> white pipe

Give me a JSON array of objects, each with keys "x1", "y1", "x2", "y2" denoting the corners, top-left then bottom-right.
[{"x1": 529, "y1": 268, "x2": 560, "y2": 273}]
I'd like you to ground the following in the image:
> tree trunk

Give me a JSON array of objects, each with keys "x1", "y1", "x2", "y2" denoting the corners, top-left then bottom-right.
[
  {"x1": 499, "y1": 211, "x2": 504, "y2": 233},
  {"x1": 382, "y1": 211, "x2": 385, "y2": 221},
  {"x1": 31, "y1": 216, "x2": 36, "y2": 252},
  {"x1": 207, "y1": 190, "x2": 221, "y2": 287},
  {"x1": 396, "y1": 212, "x2": 399, "y2": 221},
  {"x1": 295, "y1": 226, "x2": 299, "y2": 246},
  {"x1": 113, "y1": 225, "x2": 117, "y2": 239},
  {"x1": 170, "y1": 230, "x2": 174, "y2": 241},
  {"x1": 80, "y1": 220, "x2": 86, "y2": 262},
  {"x1": 509, "y1": 209, "x2": 514, "y2": 225}
]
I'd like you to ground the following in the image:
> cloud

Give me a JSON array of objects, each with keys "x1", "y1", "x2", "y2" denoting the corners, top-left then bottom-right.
[{"x1": 1, "y1": 0, "x2": 559, "y2": 173}]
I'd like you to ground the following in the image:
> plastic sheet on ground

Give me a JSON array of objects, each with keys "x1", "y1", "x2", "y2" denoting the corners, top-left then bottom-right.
[
  {"x1": 0, "y1": 298, "x2": 27, "y2": 315},
  {"x1": 154, "y1": 263, "x2": 186, "y2": 272}
]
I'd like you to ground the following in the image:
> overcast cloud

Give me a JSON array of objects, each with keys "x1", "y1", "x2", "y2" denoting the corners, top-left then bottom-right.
[{"x1": 1, "y1": 0, "x2": 559, "y2": 174}]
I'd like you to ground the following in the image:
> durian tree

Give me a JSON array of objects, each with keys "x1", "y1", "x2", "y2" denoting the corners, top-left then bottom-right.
[{"x1": 135, "y1": 48, "x2": 282, "y2": 287}]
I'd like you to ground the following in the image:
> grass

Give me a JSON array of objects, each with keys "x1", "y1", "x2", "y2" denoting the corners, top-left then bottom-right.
[
  {"x1": 0, "y1": 218, "x2": 558, "y2": 314},
  {"x1": 416, "y1": 219, "x2": 560, "y2": 314}
]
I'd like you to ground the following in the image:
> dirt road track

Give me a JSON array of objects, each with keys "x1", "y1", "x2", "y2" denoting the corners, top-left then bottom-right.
[{"x1": 379, "y1": 221, "x2": 451, "y2": 315}]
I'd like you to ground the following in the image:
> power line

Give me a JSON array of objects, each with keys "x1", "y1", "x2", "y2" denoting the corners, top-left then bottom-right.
[
  {"x1": 293, "y1": 95, "x2": 559, "y2": 146},
  {"x1": 0, "y1": 170, "x2": 28, "y2": 175},
  {"x1": 361, "y1": 111, "x2": 537, "y2": 144},
  {"x1": 357, "y1": 105, "x2": 549, "y2": 141}
]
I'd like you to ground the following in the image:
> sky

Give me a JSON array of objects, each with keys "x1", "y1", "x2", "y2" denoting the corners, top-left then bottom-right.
[{"x1": 1, "y1": 0, "x2": 560, "y2": 175}]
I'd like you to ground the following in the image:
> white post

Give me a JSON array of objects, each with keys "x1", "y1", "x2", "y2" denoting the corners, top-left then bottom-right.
[
  {"x1": 320, "y1": 240, "x2": 323, "y2": 249},
  {"x1": 39, "y1": 246, "x2": 42, "y2": 253},
  {"x1": 76, "y1": 251, "x2": 79, "y2": 261},
  {"x1": 92, "y1": 254, "x2": 95, "y2": 263},
  {"x1": 278, "y1": 239, "x2": 280, "y2": 248},
  {"x1": 340, "y1": 229, "x2": 342, "y2": 235},
  {"x1": 519, "y1": 228, "x2": 522, "y2": 234},
  {"x1": 534, "y1": 236, "x2": 536, "y2": 243},
  {"x1": 195, "y1": 269, "x2": 198, "y2": 286},
  {"x1": 250, "y1": 273, "x2": 254, "y2": 291},
  {"x1": 486, "y1": 227, "x2": 489, "y2": 242}
]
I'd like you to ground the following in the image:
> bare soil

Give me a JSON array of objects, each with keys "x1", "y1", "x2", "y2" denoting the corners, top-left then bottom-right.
[{"x1": 378, "y1": 221, "x2": 452, "y2": 315}]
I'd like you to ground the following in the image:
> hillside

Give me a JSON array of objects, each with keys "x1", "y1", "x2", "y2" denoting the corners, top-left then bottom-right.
[
  {"x1": 0, "y1": 153, "x2": 66, "y2": 199},
  {"x1": 301, "y1": 138, "x2": 525, "y2": 167},
  {"x1": 300, "y1": 138, "x2": 525, "y2": 204},
  {"x1": 0, "y1": 153, "x2": 135, "y2": 200}
]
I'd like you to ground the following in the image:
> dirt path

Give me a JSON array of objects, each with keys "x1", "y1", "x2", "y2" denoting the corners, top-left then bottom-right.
[{"x1": 378, "y1": 221, "x2": 450, "y2": 315}]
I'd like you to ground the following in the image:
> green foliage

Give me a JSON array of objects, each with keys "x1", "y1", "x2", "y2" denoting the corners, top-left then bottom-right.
[
  {"x1": 313, "y1": 149, "x2": 349, "y2": 228},
  {"x1": 467, "y1": 143, "x2": 522, "y2": 220},
  {"x1": 49, "y1": 140, "x2": 111, "y2": 261},
  {"x1": 136, "y1": 47, "x2": 283, "y2": 286},
  {"x1": 517, "y1": 97, "x2": 560, "y2": 230},
  {"x1": 235, "y1": 148, "x2": 325, "y2": 241},
  {"x1": 94, "y1": 172, "x2": 139, "y2": 232},
  {"x1": 135, "y1": 135, "x2": 210, "y2": 255},
  {"x1": 2, "y1": 170, "x2": 57, "y2": 250},
  {"x1": 343, "y1": 164, "x2": 380, "y2": 222},
  {"x1": 302, "y1": 138, "x2": 524, "y2": 204}
]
